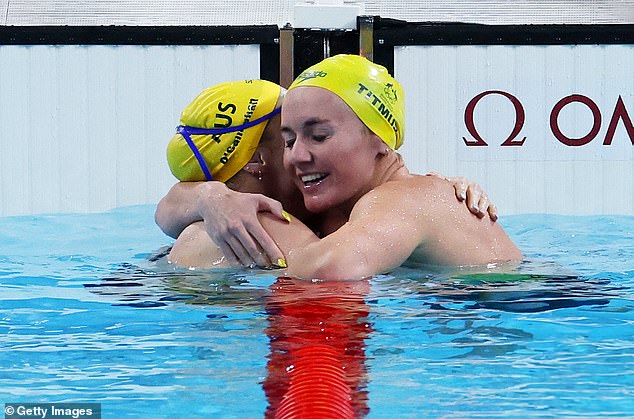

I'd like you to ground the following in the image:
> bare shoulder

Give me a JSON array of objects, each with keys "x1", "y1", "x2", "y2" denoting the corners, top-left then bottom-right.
[
  {"x1": 354, "y1": 174, "x2": 454, "y2": 215},
  {"x1": 352, "y1": 174, "x2": 522, "y2": 266},
  {"x1": 168, "y1": 221, "x2": 228, "y2": 268},
  {"x1": 378, "y1": 173, "x2": 450, "y2": 194}
]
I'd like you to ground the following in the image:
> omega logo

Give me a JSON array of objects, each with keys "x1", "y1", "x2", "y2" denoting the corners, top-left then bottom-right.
[{"x1": 463, "y1": 90, "x2": 634, "y2": 147}]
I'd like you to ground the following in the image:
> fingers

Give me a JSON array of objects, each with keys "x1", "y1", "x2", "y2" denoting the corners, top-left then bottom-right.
[
  {"x1": 465, "y1": 189, "x2": 488, "y2": 218},
  {"x1": 226, "y1": 224, "x2": 270, "y2": 268},
  {"x1": 256, "y1": 196, "x2": 291, "y2": 223},
  {"x1": 488, "y1": 202, "x2": 498, "y2": 222},
  {"x1": 196, "y1": 191, "x2": 290, "y2": 268},
  {"x1": 445, "y1": 174, "x2": 499, "y2": 221},
  {"x1": 466, "y1": 188, "x2": 496, "y2": 220},
  {"x1": 248, "y1": 223, "x2": 286, "y2": 268},
  {"x1": 215, "y1": 239, "x2": 243, "y2": 267},
  {"x1": 444, "y1": 175, "x2": 468, "y2": 201},
  {"x1": 453, "y1": 177, "x2": 468, "y2": 202},
  {"x1": 475, "y1": 193, "x2": 489, "y2": 219},
  {"x1": 208, "y1": 220, "x2": 285, "y2": 268},
  {"x1": 207, "y1": 222, "x2": 261, "y2": 268}
]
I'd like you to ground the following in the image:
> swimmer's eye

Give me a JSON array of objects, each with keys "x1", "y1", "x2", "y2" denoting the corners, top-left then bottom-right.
[
  {"x1": 281, "y1": 128, "x2": 296, "y2": 148},
  {"x1": 308, "y1": 125, "x2": 332, "y2": 143},
  {"x1": 311, "y1": 134, "x2": 328, "y2": 142},
  {"x1": 284, "y1": 137, "x2": 295, "y2": 149}
]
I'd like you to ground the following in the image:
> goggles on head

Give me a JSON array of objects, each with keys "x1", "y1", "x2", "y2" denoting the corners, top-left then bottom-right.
[{"x1": 176, "y1": 106, "x2": 281, "y2": 181}]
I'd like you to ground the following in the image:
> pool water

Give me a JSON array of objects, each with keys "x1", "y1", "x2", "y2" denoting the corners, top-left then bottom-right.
[{"x1": 1, "y1": 205, "x2": 633, "y2": 418}]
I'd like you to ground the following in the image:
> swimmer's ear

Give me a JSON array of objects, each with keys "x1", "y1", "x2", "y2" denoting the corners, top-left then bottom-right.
[
  {"x1": 242, "y1": 151, "x2": 265, "y2": 178},
  {"x1": 367, "y1": 131, "x2": 389, "y2": 157}
]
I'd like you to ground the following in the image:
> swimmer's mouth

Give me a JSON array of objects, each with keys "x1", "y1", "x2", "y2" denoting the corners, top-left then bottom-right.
[{"x1": 300, "y1": 173, "x2": 328, "y2": 186}]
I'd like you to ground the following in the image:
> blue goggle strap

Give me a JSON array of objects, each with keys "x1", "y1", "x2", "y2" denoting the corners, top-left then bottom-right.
[{"x1": 176, "y1": 106, "x2": 281, "y2": 181}]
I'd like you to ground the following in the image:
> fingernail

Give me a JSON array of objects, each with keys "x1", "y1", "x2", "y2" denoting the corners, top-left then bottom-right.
[
  {"x1": 275, "y1": 258, "x2": 287, "y2": 268},
  {"x1": 282, "y1": 210, "x2": 292, "y2": 223}
]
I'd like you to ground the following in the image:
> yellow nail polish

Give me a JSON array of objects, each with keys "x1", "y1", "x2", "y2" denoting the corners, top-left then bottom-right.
[
  {"x1": 275, "y1": 258, "x2": 287, "y2": 268},
  {"x1": 282, "y1": 210, "x2": 292, "y2": 223}
]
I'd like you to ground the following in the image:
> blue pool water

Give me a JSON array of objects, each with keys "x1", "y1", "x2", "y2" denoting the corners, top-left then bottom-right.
[{"x1": 1, "y1": 205, "x2": 633, "y2": 418}]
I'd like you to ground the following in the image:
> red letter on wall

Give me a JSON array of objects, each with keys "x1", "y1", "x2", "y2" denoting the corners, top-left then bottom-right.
[{"x1": 603, "y1": 95, "x2": 634, "y2": 145}]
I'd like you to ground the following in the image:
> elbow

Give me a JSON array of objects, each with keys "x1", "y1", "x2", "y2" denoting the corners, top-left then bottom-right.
[{"x1": 154, "y1": 202, "x2": 178, "y2": 239}]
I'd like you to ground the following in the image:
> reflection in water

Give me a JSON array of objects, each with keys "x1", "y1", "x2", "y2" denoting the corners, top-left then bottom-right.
[
  {"x1": 83, "y1": 259, "x2": 624, "y2": 414},
  {"x1": 263, "y1": 278, "x2": 372, "y2": 418},
  {"x1": 415, "y1": 274, "x2": 618, "y2": 313},
  {"x1": 85, "y1": 265, "x2": 374, "y2": 416},
  {"x1": 387, "y1": 259, "x2": 622, "y2": 314},
  {"x1": 84, "y1": 262, "x2": 270, "y2": 309}
]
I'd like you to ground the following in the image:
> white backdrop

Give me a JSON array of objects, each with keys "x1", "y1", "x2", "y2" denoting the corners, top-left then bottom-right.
[
  {"x1": 396, "y1": 44, "x2": 634, "y2": 215},
  {"x1": 1, "y1": 42, "x2": 633, "y2": 216},
  {"x1": 0, "y1": 44, "x2": 261, "y2": 216}
]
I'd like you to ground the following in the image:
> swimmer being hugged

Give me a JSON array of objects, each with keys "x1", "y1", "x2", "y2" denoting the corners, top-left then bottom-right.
[{"x1": 159, "y1": 55, "x2": 521, "y2": 279}]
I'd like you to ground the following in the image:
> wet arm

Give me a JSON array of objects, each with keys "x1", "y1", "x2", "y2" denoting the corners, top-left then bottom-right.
[
  {"x1": 155, "y1": 181, "x2": 211, "y2": 238},
  {"x1": 156, "y1": 181, "x2": 287, "y2": 267},
  {"x1": 169, "y1": 213, "x2": 319, "y2": 269},
  {"x1": 271, "y1": 184, "x2": 428, "y2": 281}
]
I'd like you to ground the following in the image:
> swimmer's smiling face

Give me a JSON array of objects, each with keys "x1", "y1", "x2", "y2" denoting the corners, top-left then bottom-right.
[{"x1": 281, "y1": 86, "x2": 385, "y2": 215}]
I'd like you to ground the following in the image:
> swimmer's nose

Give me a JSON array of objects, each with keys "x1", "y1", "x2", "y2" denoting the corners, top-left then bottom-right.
[{"x1": 284, "y1": 136, "x2": 313, "y2": 167}]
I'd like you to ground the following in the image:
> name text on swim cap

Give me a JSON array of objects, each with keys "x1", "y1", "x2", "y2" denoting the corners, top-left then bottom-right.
[
  {"x1": 356, "y1": 83, "x2": 400, "y2": 136},
  {"x1": 219, "y1": 98, "x2": 259, "y2": 164}
]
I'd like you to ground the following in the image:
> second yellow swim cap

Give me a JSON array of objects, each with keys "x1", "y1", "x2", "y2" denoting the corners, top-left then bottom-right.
[
  {"x1": 167, "y1": 80, "x2": 282, "y2": 182},
  {"x1": 289, "y1": 54, "x2": 405, "y2": 150}
]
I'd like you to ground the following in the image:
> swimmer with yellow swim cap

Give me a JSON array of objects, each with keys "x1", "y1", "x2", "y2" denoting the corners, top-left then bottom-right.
[
  {"x1": 158, "y1": 79, "x2": 311, "y2": 268},
  {"x1": 275, "y1": 54, "x2": 520, "y2": 278},
  {"x1": 288, "y1": 53, "x2": 405, "y2": 150},
  {"x1": 167, "y1": 80, "x2": 282, "y2": 183},
  {"x1": 157, "y1": 57, "x2": 516, "y2": 274}
]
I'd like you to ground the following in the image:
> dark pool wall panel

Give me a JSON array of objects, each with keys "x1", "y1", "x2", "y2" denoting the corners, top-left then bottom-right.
[
  {"x1": 371, "y1": 20, "x2": 634, "y2": 74},
  {"x1": 0, "y1": 25, "x2": 281, "y2": 83}
]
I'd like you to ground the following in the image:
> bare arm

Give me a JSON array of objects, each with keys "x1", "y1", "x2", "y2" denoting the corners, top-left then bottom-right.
[
  {"x1": 259, "y1": 179, "x2": 429, "y2": 281},
  {"x1": 155, "y1": 181, "x2": 289, "y2": 267},
  {"x1": 155, "y1": 182, "x2": 209, "y2": 239},
  {"x1": 269, "y1": 176, "x2": 520, "y2": 280},
  {"x1": 169, "y1": 212, "x2": 319, "y2": 269},
  {"x1": 171, "y1": 202, "x2": 396, "y2": 275},
  {"x1": 169, "y1": 177, "x2": 520, "y2": 274}
]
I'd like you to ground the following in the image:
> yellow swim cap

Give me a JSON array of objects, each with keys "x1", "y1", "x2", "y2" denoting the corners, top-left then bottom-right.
[
  {"x1": 289, "y1": 54, "x2": 405, "y2": 150},
  {"x1": 167, "y1": 80, "x2": 282, "y2": 182}
]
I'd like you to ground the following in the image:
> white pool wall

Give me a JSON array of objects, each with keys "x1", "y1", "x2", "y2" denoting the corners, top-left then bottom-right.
[
  {"x1": 2, "y1": 42, "x2": 634, "y2": 216},
  {"x1": 1, "y1": 0, "x2": 633, "y2": 216},
  {"x1": 0, "y1": 45, "x2": 261, "y2": 216},
  {"x1": 396, "y1": 44, "x2": 634, "y2": 216}
]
